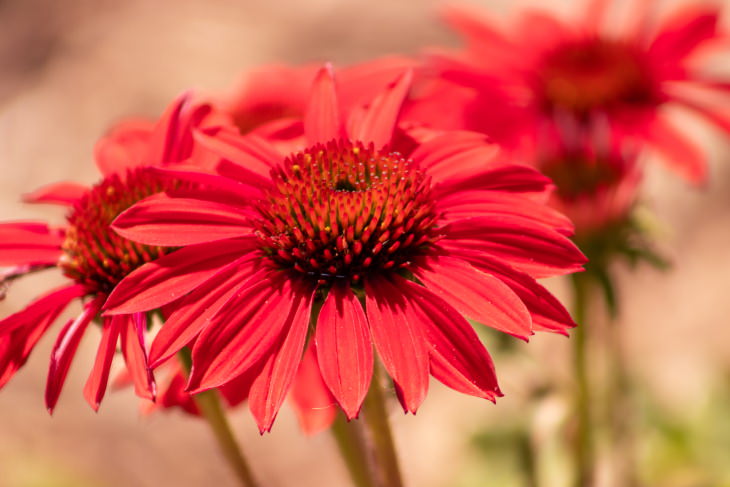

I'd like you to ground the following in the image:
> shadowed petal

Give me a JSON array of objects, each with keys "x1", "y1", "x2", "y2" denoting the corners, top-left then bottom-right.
[
  {"x1": 290, "y1": 343, "x2": 337, "y2": 435},
  {"x1": 83, "y1": 316, "x2": 123, "y2": 411},
  {"x1": 366, "y1": 277, "x2": 429, "y2": 414},
  {"x1": 45, "y1": 295, "x2": 105, "y2": 413},
  {"x1": 316, "y1": 282, "x2": 373, "y2": 419},
  {"x1": 120, "y1": 313, "x2": 156, "y2": 401}
]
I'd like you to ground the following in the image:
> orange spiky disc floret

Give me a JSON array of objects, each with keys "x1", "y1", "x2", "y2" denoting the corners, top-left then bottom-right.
[
  {"x1": 60, "y1": 168, "x2": 174, "y2": 293},
  {"x1": 254, "y1": 140, "x2": 441, "y2": 284}
]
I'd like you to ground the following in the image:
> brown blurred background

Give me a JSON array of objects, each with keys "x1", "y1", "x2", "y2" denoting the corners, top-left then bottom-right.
[{"x1": 1, "y1": 0, "x2": 729, "y2": 486}]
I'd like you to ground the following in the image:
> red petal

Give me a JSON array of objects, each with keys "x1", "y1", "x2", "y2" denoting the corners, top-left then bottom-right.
[
  {"x1": 443, "y1": 218, "x2": 586, "y2": 278},
  {"x1": 432, "y1": 164, "x2": 553, "y2": 200},
  {"x1": 23, "y1": 182, "x2": 88, "y2": 206},
  {"x1": 650, "y1": 7, "x2": 719, "y2": 61},
  {"x1": 247, "y1": 284, "x2": 314, "y2": 433},
  {"x1": 149, "y1": 166, "x2": 259, "y2": 207},
  {"x1": 112, "y1": 194, "x2": 253, "y2": 246},
  {"x1": 414, "y1": 254, "x2": 532, "y2": 340},
  {"x1": 83, "y1": 316, "x2": 123, "y2": 411},
  {"x1": 338, "y1": 56, "x2": 419, "y2": 111},
  {"x1": 0, "y1": 284, "x2": 86, "y2": 336},
  {"x1": 304, "y1": 65, "x2": 342, "y2": 145},
  {"x1": 438, "y1": 190, "x2": 574, "y2": 235},
  {"x1": 410, "y1": 131, "x2": 499, "y2": 184},
  {"x1": 365, "y1": 277, "x2": 429, "y2": 413},
  {"x1": 120, "y1": 313, "x2": 156, "y2": 401},
  {"x1": 45, "y1": 296, "x2": 105, "y2": 412},
  {"x1": 398, "y1": 277, "x2": 501, "y2": 401},
  {"x1": 194, "y1": 128, "x2": 282, "y2": 180},
  {"x1": 347, "y1": 70, "x2": 412, "y2": 149},
  {"x1": 315, "y1": 283, "x2": 373, "y2": 419},
  {"x1": 188, "y1": 272, "x2": 314, "y2": 392},
  {"x1": 103, "y1": 239, "x2": 257, "y2": 314},
  {"x1": 94, "y1": 119, "x2": 154, "y2": 176},
  {"x1": 644, "y1": 115, "x2": 706, "y2": 184},
  {"x1": 149, "y1": 259, "x2": 259, "y2": 367},
  {"x1": 290, "y1": 343, "x2": 337, "y2": 435},
  {"x1": 456, "y1": 251, "x2": 575, "y2": 335},
  {"x1": 0, "y1": 222, "x2": 64, "y2": 267}
]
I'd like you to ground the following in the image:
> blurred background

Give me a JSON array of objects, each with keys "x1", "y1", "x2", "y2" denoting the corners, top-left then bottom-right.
[{"x1": 1, "y1": 0, "x2": 729, "y2": 486}]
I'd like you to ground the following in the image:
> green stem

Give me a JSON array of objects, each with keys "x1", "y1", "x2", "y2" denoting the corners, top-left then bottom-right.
[
  {"x1": 179, "y1": 351, "x2": 261, "y2": 487},
  {"x1": 361, "y1": 365, "x2": 404, "y2": 487},
  {"x1": 571, "y1": 274, "x2": 594, "y2": 487},
  {"x1": 331, "y1": 413, "x2": 378, "y2": 487}
]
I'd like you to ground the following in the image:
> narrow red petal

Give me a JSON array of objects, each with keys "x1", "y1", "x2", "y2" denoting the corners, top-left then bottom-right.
[
  {"x1": 0, "y1": 222, "x2": 64, "y2": 267},
  {"x1": 365, "y1": 277, "x2": 429, "y2": 414},
  {"x1": 120, "y1": 313, "x2": 156, "y2": 401},
  {"x1": 432, "y1": 164, "x2": 553, "y2": 200},
  {"x1": 83, "y1": 316, "x2": 123, "y2": 411},
  {"x1": 397, "y1": 277, "x2": 502, "y2": 401},
  {"x1": 112, "y1": 194, "x2": 253, "y2": 247},
  {"x1": 290, "y1": 343, "x2": 337, "y2": 435},
  {"x1": 45, "y1": 296, "x2": 105, "y2": 413},
  {"x1": 247, "y1": 284, "x2": 314, "y2": 433},
  {"x1": 304, "y1": 65, "x2": 342, "y2": 145},
  {"x1": 650, "y1": 7, "x2": 719, "y2": 61},
  {"x1": 347, "y1": 70, "x2": 412, "y2": 149},
  {"x1": 194, "y1": 127, "x2": 282, "y2": 179},
  {"x1": 149, "y1": 259, "x2": 259, "y2": 367},
  {"x1": 0, "y1": 284, "x2": 86, "y2": 336},
  {"x1": 409, "y1": 131, "x2": 499, "y2": 184},
  {"x1": 315, "y1": 283, "x2": 373, "y2": 419},
  {"x1": 414, "y1": 254, "x2": 533, "y2": 340},
  {"x1": 103, "y1": 239, "x2": 256, "y2": 315},
  {"x1": 23, "y1": 182, "x2": 88, "y2": 206}
]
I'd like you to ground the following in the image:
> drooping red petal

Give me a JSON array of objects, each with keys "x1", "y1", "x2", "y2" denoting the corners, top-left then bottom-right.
[
  {"x1": 365, "y1": 277, "x2": 429, "y2": 414},
  {"x1": 455, "y1": 250, "x2": 576, "y2": 335},
  {"x1": 23, "y1": 182, "x2": 88, "y2": 206},
  {"x1": 149, "y1": 259, "x2": 260, "y2": 367},
  {"x1": 315, "y1": 282, "x2": 373, "y2": 419},
  {"x1": 304, "y1": 65, "x2": 342, "y2": 145},
  {"x1": 347, "y1": 70, "x2": 412, "y2": 150},
  {"x1": 120, "y1": 313, "x2": 156, "y2": 401},
  {"x1": 103, "y1": 239, "x2": 257, "y2": 314},
  {"x1": 247, "y1": 284, "x2": 314, "y2": 433},
  {"x1": 443, "y1": 218, "x2": 586, "y2": 278},
  {"x1": 413, "y1": 254, "x2": 532, "y2": 340},
  {"x1": 397, "y1": 276, "x2": 502, "y2": 401},
  {"x1": 45, "y1": 296, "x2": 105, "y2": 413},
  {"x1": 290, "y1": 343, "x2": 337, "y2": 435},
  {"x1": 0, "y1": 284, "x2": 86, "y2": 336},
  {"x1": 187, "y1": 272, "x2": 313, "y2": 392},
  {"x1": 112, "y1": 194, "x2": 254, "y2": 246},
  {"x1": 83, "y1": 316, "x2": 123, "y2": 411},
  {"x1": 644, "y1": 115, "x2": 706, "y2": 184},
  {"x1": 0, "y1": 222, "x2": 64, "y2": 266}
]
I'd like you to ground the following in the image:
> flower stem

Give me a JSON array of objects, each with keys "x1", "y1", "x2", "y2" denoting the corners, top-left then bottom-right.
[
  {"x1": 178, "y1": 351, "x2": 261, "y2": 487},
  {"x1": 571, "y1": 274, "x2": 594, "y2": 487},
  {"x1": 361, "y1": 365, "x2": 404, "y2": 487},
  {"x1": 331, "y1": 413, "x2": 378, "y2": 487}
]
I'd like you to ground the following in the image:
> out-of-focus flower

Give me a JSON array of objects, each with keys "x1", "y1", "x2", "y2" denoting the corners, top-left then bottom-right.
[
  {"x1": 105, "y1": 64, "x2": 585, "y2": 433},
  {"x1": 413, "y1": 1, "x2": 730, "y2": 183},
  {"x1": 0, "y1": 94, "x2": 221, "y2": 412}
]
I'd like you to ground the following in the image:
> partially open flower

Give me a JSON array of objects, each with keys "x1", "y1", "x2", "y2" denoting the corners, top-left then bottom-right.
[
  {"x1": 414, "y1": 1, "x2": 730, "y2": 183},
  {"x1": 105, "y1": 65, "x2": 586, "y2": 433}
]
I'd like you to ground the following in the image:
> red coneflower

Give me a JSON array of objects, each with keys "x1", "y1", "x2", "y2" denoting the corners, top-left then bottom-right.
[
  {"x1": 415, "y1": 1, "x2": 730, "y2": 183},
  {"x1": 0, "y1": 94, "x2": 219, "y2": 411},
  {"x1": 105, "y1": 65, "x2": 585, "y2": 433}
]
